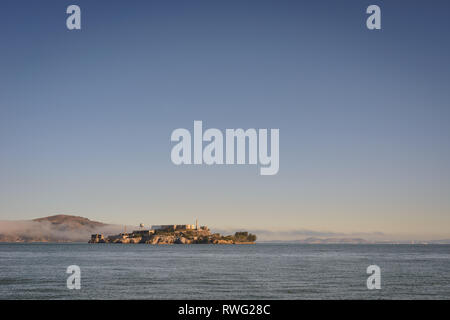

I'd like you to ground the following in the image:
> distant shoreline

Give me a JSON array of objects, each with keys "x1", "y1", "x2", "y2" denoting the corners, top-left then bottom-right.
[{"x1": 1, "y1": 215, "x2": 449, "y2": 245}]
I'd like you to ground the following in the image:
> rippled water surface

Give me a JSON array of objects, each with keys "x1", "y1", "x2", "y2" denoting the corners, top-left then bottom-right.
[{"x1": 0, "y1": 243, "x2": 449, "y2": 299}]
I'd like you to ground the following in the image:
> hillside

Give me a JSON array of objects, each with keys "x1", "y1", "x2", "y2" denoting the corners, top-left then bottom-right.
[
  {"x1": 0, "y1": 215, "x2": 120, "y2": 242},
  {"x1": 33, "y1": 214, "x2": 106, "y2": 229}
]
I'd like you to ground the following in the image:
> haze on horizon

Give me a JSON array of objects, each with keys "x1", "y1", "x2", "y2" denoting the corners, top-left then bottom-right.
[{"x1": 1, "y1": 0, "x2": 449, "y2": 241}]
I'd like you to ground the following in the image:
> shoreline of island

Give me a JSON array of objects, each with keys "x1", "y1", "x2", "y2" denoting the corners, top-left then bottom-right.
[{"x1": 89, "y1": 223, "x2": 257, "y2": 245}]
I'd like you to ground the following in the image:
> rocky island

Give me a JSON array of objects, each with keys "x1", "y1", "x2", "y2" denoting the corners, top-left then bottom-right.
[{"x1": 89, "y1": 223, "x2": 257, "y2": 245}]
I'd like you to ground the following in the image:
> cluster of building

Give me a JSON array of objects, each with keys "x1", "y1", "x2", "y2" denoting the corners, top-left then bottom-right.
[
  {"x1": 89, "y1": 220, "x2": 210, "y2": 244},
  {"x1": 152, "y1": 223, "x2": 209, "y2": 232}
]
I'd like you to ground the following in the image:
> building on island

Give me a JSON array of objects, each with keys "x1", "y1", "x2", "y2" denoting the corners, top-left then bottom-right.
[
  {"x1": 89, "y1": 220, "x2": 213, "y2": 244},
  {"x1": 90, "y1": 234, "x2": 104, "y2": 242},
  {"x1": 133, "y1": 229, "x2": 155, "y2": 237},
  {"x1": 151, "y1": 224, "x2": 200, "y2": 231}
]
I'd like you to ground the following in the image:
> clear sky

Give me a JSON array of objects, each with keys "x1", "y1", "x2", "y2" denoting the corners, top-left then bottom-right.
[{"x1": 1, "y1": 0, "x2": 449, "y2": 240}]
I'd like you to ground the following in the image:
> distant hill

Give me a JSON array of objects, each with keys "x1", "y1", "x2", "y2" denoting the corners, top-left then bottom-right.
[
  {"x1": 33, "y1": 214, "x2": 106, "y2": 229},
  {"x1": 289, "y1": 237, "x2": 370, "y2": 244},
  {"x1": 260, "y1": 237, "x2": 450, "y2": 244},
  {"x1": 428, "y1": 239, "x2": 450, "y2": 244},
  {"x1": 0, "y1": 215, "x2": 122, "y2": 243}
]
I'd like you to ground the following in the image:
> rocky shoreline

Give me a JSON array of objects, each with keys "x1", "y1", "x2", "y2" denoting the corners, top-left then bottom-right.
[{"x1": 89, "y1": 229, "x2": 257, "y2": 245}]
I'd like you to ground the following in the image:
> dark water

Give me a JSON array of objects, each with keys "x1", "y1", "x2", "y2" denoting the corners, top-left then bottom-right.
[{"x1": 0, "y1": 243, "x2": 449, "y2": 299}]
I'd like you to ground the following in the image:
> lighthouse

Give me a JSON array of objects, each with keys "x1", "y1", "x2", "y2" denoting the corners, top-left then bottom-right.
[{"x1": 195, "y1": 219, "x2": 198, "y2": 230}]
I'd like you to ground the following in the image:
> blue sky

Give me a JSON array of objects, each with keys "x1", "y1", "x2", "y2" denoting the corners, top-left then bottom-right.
[{"x1": 1, "y1": 1, "x2": 449, "y2": 239}]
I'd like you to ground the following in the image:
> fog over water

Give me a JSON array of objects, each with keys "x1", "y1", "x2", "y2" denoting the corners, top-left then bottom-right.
[{"x1": 0, "y1": 220, "x2": 125, "y2": 242}]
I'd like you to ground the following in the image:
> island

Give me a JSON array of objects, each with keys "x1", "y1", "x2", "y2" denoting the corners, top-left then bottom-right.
[{"x1": 89, "y1": 223, "x2": 257, "y2": 245}]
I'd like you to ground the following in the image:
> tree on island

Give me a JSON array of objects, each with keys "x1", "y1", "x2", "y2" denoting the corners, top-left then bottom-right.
[{"x1": 233, "y1": 232, "x2": 257, "y2": 242}]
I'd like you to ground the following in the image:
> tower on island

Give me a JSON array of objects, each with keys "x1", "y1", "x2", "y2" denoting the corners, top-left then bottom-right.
[{"x1": 196, "y1": 219, "x2": 198, "y2": 230}]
